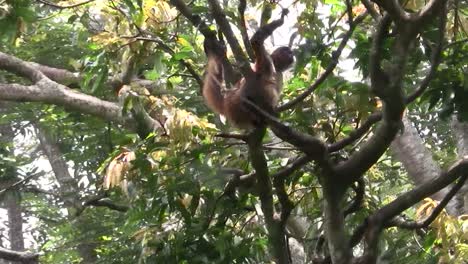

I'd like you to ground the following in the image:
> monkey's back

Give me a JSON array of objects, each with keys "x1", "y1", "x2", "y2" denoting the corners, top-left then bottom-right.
[{"x1": 224, "y1": 74, "x2": 280, "y2": 129}]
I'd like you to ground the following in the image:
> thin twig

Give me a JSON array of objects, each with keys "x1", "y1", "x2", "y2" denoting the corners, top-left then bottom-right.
[
  {"x1": 36, "y1": 0, "x2": 95, "y2": 9},
  {"x1": 406, "y1": 5, "x2": 447, "y2": 104},
  {"x1": 387, "y1": 174, "x2": 467, "y2": 229},
  {"x1": 277, "y1": 13, "x2": 367, "y2": 111}
]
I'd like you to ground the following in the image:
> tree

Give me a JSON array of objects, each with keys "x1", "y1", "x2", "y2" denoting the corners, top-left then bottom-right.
[{"x1": 0, "y1": 0, "x2": 467, "y2": 263}]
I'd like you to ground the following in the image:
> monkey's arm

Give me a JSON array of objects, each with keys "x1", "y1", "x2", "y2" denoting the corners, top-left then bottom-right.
[
  {"x1": 250, "y1": 9, "x2": 288, "y2": 74},
  {"x1": 202, "y1": 39, "x2": 227, "y2": 115}
]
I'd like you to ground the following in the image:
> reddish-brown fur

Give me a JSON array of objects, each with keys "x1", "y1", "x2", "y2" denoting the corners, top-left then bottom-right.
[
  {"x1": 202, "y1": 11, "x2": 293, "y2": 129},
  {"x1": 202, "y1": 48, "x2": 292, "y2": 129}
]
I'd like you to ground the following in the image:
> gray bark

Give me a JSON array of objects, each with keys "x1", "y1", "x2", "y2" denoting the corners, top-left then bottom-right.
[
  {"x1": 0, "y1": 104, "x2": 25, "y2": 264},
  {"x1": 0, "y1": 247, "x2": 38, "y2": 264},
  {"x1": 35, "y1": 126, "x2": 97, "y2": 263},
  {"x1": 0, "y1": 52, "x2": 161, "y2": 137},
  {"x1": 391, "y1": 116, "x2": 458, "y2": 215},
  {"x1": 450, "y1": 117, "x2": 468, "y2": 214},
  {"x1": 5, "y1": 192, "x2": 24, "y2": 253},
  {"x1": 35, "y1": 126, "x2": 80, "y2": 209}
]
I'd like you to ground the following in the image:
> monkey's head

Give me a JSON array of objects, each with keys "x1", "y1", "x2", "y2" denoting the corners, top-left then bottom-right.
[
  {"x1": 271, "y1": 46, "x2": 294, "y2": 72},
  {"x1": 204, "y1": 38, "x2": 226, "y2": 57}
]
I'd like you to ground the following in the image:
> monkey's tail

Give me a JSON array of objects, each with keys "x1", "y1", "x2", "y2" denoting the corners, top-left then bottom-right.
[{"x1": 202, "y1": 56, "x2": 225, "y2": 115}]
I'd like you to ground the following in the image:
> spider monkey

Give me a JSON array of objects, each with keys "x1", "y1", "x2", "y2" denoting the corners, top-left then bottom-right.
[{"x1": 202, "y1": 10, "x2": 294, "y2": 129}]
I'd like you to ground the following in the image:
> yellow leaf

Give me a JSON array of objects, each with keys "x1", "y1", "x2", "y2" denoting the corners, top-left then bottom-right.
[
  {"x1": 91, "y1": 32, "x2": 120, "y2": 47},
  {"x1": 416, "y1": 198, "x2": 437, "y2": 220},
  {"x1": 103, "y1": 151, "x2": 136, "y2": 189},
  {"x1": 177, "y1": 36, "x2": 191, "y2": 47},
  {"x1": 143, "y1": 0, "x2": 177, "y2": 30}
]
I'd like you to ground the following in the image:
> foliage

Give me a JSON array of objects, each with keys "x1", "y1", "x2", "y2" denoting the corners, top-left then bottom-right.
[{"x1": 0, "y1": 0, "x2": 467, "y2": 263}]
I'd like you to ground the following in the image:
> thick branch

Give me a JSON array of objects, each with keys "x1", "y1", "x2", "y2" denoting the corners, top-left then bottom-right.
[
  {"x1": 370, "y1": 0, "x2": 410, "y2": 21},
  {"x1": 247, "y1": 128, "x2": 289, "y2": 263},
  {"x1": 368, "y1": 14, "x2": 391, "y2": 97},
  {"x1": 323, "y1": 182, "x2": 350, "y2": 264},
  {"x1": 243, "y1": 98, "x2": 327, "y2": 160},
  {"x1": 352, "y1": 158, "x2": 468, "y2": 251},
  {"x1": 2, "y1": 57, "x2": 167, "y2": 94},
  {"x1": 27, "y1": 62, "x2": 80, "y2": 85},
  {"x1": 0, "y1": 52, "x2": 45, "y2": 83},
  {"x1": 388, "y1": 174, "x2": 467, "y2": 229},
  {"x1": 0, "y1": 52, "x2": 160, "y2": 136},
  {"x1": 0, "y1": 247, "x2": 39, "y2": 263},
  {"x1": 0, "y1": 82, "x2": 122, "y2": 122},
  {"x1": 334, "y1": 14, "x2": 406, "y2": 183},
  {"x1": 207, "y1": 0, "x2": 253, "y2": 76},
  {"x1": 361, "y1": 0, "x2": 380, "y2": 21},
  {"x1": 168, "y1": 0, "x2": 216, "y2": 39},
  {"x1": 84, "y1": 197, "x2": 130, "y2": 212},
  {"x1": 376, "y1": 159, "x2": 468, "y2": 224},
  {"x1": 238, "y1": 0, "x2": 255, "y2": 60}
]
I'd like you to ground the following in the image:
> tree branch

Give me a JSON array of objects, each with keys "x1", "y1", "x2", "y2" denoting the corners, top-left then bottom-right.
[
  {"x1": 0, "y1": 52, "x2": 160, "y2": 136},
  {"x1": 344, "y1": 178, "x2": 365, "y2": 217},
  {"x1": 35, "y1": 0, "x2": 95, "y2": 9},
  {"x1": 368, "y1": 14, "x2": 391, "y2": 98},
  {"x1": 1, "y1": 56, "x2": 168, "y2": 94},
  {"x1": 247, "y1": 128, "x2": 289, "y2": 263},
  {"x1": 215, "y1": 132, "x2": 249, "y2": 141},
  {"x1": 352, "y1": 158, "x2": 468, "y2": 259},
  {"x1": 328, "y1": 112, "x2": 382, "y2": 152},
  {"x1": 83, "y1": 197, "x2": 130, "y2": 212},
  {"x1": 242, "y1": 98, "x2": 327, "y2": 160},
  {"x1": 0, "y1": 247, "x2": 39, "y2": 263},
  {"x1": 168, "y1": 0, "x2": 240, "y2": 84},
  {"x1": 168, "y1": 0, "x2": 216, "y2": 39},
  {"x1": 370, "y1": 0, "x2": 410, "y2": 22},
  {"x1": 387, "y1": 174, "x2": 467, "y2": 229},
  {"x1": 405, "y1": 4, "x2": 447, "y2": 104},
  {"x1": 334, "y1": 14, "x2": 406, "y2": 184},
  {"x1": 329, "y1": 2, "x2": 448, "y2": 153},
  {"x1": 27, "y1": 62, "x2": 80, "y2": 85},
  {"x1": 277, "y1": 13, "x2": 367, "y2": 111},
  {"x1": 273, "y1": 155, "x2": 312, "y2": 181},
  {"x1": 0, "y1": 173, "x2": 41, "y2": 195},
  {"x1": 0, "y1": 52, "x2": 45, "y2": 83},
  {"x1": 417, "y1": 0, "x2": 449, "y2": 24},
  {"x1": 207, "y1": 0, "x2": 253, "y2": 76},
  {"x1": 238, "y1": 0, "x2": 255, "y2": 60},
  {"x1": 361, "y1": 0, "x2": 380, "y2": 21},
  {"x1": 134, "y1": 36, "x2": 203, "y2": 88}
]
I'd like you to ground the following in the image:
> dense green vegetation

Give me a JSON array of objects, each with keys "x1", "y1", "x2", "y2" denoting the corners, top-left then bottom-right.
[{"x1": 0, "y1": 0, "x2": 467, "y2": 263}]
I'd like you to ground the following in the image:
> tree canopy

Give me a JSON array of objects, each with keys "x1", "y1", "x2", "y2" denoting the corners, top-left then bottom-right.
[{"x1": 0, "y1": 0, "x2": 467, "y2": 263}]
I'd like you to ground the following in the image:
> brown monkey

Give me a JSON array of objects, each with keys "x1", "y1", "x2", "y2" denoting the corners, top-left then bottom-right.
[{"x1": 202, "y1": 11, "x2": 293, "y2": 129}]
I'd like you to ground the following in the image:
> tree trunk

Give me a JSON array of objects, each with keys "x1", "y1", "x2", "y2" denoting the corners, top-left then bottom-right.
[
  {"x1": 35, "y1": 125, "x2": 97, "y2": 263},
  {"x1": 451, "y1": 117, "x2": 468, "y2": 214},
  {"x1": 5, "y1": 192, "x2": 24, "y2": 252},
  {"x1": 0, "y1": 106, "x2": 25, "y2": 264},
  {"x1": 390, "y1": 116, "x2": 458, "y2": 215}
]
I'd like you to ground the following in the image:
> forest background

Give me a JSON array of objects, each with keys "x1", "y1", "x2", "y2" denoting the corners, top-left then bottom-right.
[{"x1": 0, "y1": 0, "x2": 467, "y2": 263}]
